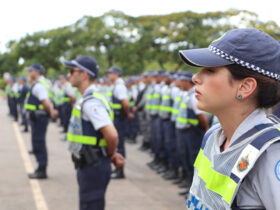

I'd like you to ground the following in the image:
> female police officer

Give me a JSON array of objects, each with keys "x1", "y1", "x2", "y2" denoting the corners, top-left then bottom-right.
[
  {"x1": 63, "y1": 56, "x2": 125, "y2": 210},
  {"x1": 179, "y1": 29, "x2": 280, "y2": 209}
]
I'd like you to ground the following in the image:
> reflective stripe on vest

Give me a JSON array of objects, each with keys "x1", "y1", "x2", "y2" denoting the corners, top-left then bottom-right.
[
  {"x1": 172, "y1": 96, "x2": 182, "y2": 114},
  {"x1": 67, "y1": 133, "x2": 107, "y2": 147},
  {"x1": 24, "y1": 104, "x2": 44, "y2": 111},
  {"x1": 194, "y1": 149, "x2": 237, "y2": 204}
]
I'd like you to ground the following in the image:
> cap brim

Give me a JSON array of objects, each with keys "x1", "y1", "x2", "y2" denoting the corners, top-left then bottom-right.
[
  {"x1": 179, "y1": 48, "x2": 233, "y2": 67},
  {"x1": 63, "y1": 61, "x2": 77, "y2": 68}
]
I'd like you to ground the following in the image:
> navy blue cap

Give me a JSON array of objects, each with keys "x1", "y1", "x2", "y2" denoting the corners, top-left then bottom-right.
[
  {"x1": 178, "y1": 71, "x2": 193, "y2": 81},
  {"x1": 143, "y1": 70, "x2": 156, "y2": 77},
  {"x1": 156, "y1": 69, "x2": 166, "y2": 76},
  {"x1": 63, "y1": 56, "x2": 99, "y2": 78},
  {"x1": 28, "y1": 63, "x2": 44, "y2": 74},
  {"x1": 106, "y1": 66, "x2": 122, "y2": 75},
  {"x1": 18, "y1": 76, "x2": 26, "y2": 82},
  {"x1": 179, "y1": 28, "x2": 280, "y2": 80}
]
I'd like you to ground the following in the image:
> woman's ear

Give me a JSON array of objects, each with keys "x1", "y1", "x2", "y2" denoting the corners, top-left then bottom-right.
[{"x1": 237, "y1": 77, "x2": 257, "y2": 100}]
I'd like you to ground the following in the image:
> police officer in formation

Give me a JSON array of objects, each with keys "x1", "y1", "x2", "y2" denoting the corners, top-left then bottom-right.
[
  {"x1": 106, "y1": 66, "x2": 134, "y2": 179},
  {"x1": 60, "y1": 74, "x2": 75, "y2": 133},
  {"x1": 25, "y1": 63, "x2": 58, "y2": 179},
  {"x1": 63, "y1": 55, "x2": 125, "y2": 210},
  {"x1": 18, "y1": 76, "x2": 29, "y2": 132}
]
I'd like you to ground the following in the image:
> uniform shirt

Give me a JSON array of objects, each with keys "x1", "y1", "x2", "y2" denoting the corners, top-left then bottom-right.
[
  {"x1": 138, "y1": 82, "x2": 146, "y2": 92},
  {"x1": 11, "y1": 83, "x2": 19, "y2": 94},
  {"x1": 32, "y1": 76, "x2": 49, "y2": 101},
  {"x1": 216, "y1": 109, "x2": 280, "y2": 209},
  {"x1": 170, "y1": 84, "x2": 180, "y2": 101},
  {"x1": 63, "y1": 82, "x2": 74, "y2": 97},
  {"x1": 82, "y1": 85, "x2": 112, "y2": 130},
  {"x1": 113, "y1": 78, "x2": 128, "y2": 101}
]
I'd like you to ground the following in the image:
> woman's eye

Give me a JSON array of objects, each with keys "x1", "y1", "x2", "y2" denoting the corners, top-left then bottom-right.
[{"x1": 205, "y1": 68, "x2": 214, "y2": 73}]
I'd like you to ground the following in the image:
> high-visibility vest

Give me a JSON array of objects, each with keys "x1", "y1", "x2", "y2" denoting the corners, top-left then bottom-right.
[
  {"x1": 171, "y1": 93, "x2": 182, "y2": 122},
  {"x1": 159, "y1": 86, "x2": 172, "y2": 119},
  {"x1": 67, "y1": 91, "x2": 114, "y2": 147},
  {"x1": 188, "y1": 123, "x2": 280, "y2": 210},
  {"x1": 144, "y1": 85, "x2": 154, "y2": 114},
  {"x1": 24, "y1": 80, "x2": 49, "y2": 111},
  {"x1": 176, "y1": 90, "x2": 199, "y2": 129},
  {"x1": 111, "y1": 80, "x2": 126, "y2": 119}
]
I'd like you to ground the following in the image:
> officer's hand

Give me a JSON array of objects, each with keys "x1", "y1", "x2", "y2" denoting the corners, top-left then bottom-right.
[
  {"x1": 50, "y1": 109, "x2": 58, "y2": 119},
  {"x1": 132, "y1": 106, "x2": 138, "y2": 112},
  {"x1": 127, "y1": 112, "x2": 134, "y2": 120},
  {"x1": 111, "y1": 153, "x2": 125, "y2": 168}
]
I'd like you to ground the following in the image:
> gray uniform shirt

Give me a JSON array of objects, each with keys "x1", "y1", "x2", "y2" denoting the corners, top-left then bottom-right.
[
  {"x1": 113, "y1": 78, "x2": 128, "y2": 101},
  {"x1": 217, "y1": 109, "x2": 280, "y2": 209},
  {"x1": 32, "y1": 76, "x2": 48, "y2": 101},
  {"x1": 82, "y1": 85, "x2": 112, "y2": 130}
]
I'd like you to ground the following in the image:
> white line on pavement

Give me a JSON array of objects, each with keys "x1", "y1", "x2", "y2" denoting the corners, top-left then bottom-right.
[{"x1": 13, "y1": 122, "x2": 49, "y2": 210}]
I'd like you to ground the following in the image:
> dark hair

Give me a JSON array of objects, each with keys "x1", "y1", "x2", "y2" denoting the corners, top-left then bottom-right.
[
  {"x1": 88, "y1": 74, "x2": 96, "y2": 82},
  {"x1": 227, "y1": 64, "x2": 280, "y2": 108}
]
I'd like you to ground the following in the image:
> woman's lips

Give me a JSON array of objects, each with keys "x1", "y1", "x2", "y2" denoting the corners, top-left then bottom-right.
[{"x1": 195, "y1": 89, "x2": 201, "y2": 98}]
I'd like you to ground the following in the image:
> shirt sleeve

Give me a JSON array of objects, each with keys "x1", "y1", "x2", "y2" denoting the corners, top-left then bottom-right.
[
  {"x1": 65, "y1": 85, "x2": 74, "y2": 97},
  {"x1": 237, "y1": 142, "x2": 280, "y2": 209},
  {"x1": 82, "y1": 99, "x2": 112, "y2": 130},
  {"x1": 114, "y1": 84, "x2": 128, "y2": 101},
  {"x1": 32, "y1": 83, "x2": 49, "y2": 101}
]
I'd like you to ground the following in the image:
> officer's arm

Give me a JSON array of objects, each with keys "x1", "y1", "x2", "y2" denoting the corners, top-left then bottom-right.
[
  {"x1": 41, "y1": 99, "x2": 57, "y2": 118},
  {"x1": 99, "y1": 124, "x2": 118, "y2": 156},
  {"x1": 197, "y1": 113, "x2": 209, "y2": 132},
  {"x1": 70, "y1": 95, "x2": 75, "y2": 107},
  {"x1": 121, "y1": 99, "x2": 130, "y2": 115}
]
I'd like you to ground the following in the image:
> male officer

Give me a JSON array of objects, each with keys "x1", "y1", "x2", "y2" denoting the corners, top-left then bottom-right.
[
  {"x1": 60, "y1": 74, "x2": 75, "y2": 133},
  {"x1": 25, "y1": 63, "x2": 58, "y2": 179},
  {"x1": 10, "y1": 76, "x2": 19, "y2": 121},
  {"x1": 63, "y1": 56, "x2": 125, "y2": 210},
  {"x1": 18, "y1": 76, "x2": 29, "y2": 132},
  {"x1": 106, "y1": 66, "x2": 133, "y2": 179}
]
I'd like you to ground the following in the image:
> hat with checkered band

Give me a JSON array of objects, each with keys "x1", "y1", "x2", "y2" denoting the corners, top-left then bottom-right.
[{"x1": 179, "y1": 28, "x2": 280, "y2": 80}]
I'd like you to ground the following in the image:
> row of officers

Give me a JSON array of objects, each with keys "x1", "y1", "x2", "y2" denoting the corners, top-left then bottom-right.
[
  {"x1": 5, "y1": 28, "x2": 280, "y2": 210},
  {"x1": 4, "y1": 57, "x2": 211, "y2": 210}
]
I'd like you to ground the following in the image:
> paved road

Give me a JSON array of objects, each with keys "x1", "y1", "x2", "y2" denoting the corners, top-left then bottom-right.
[{"x1": 0, "y1": 99, "x2": 186, "y2": 210}]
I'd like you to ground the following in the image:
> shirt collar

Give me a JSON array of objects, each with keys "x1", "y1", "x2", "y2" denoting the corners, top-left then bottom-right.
[
  {"x1": 218, "y1": 108, "x2": 272, "y2": 147},
  {"x1": 83, "y1": 84, "x2": 97, "y2": 96}
]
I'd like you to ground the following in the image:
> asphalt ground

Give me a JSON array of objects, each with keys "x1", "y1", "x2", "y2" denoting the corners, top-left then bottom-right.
[{"x1": 0, "y1": 98, "x2": 186, "y2": 210}]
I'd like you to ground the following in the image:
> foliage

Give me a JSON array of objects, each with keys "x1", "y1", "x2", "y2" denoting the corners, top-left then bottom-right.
[{"x1": 0, "y1": 9, "x2": 280, "y2": 77}]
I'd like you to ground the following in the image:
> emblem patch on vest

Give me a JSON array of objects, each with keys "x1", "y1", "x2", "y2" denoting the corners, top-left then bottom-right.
[
  {"x1": 237, "y1": 156, "x2": 249, "y2": 172},
  {"x1": 275, "y1": 160, "x2": 280, "y2": 181}
]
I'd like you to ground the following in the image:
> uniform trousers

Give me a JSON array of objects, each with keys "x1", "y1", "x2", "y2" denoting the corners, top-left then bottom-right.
[
  {"x1": 114, "y1": 117, "x2": 126, "y2": 157},
  {"x1": 30, "y1": 116, "x2": 49, "y2": 169},
  {"x1": 77, "y1": 157, "x2": 111, "y2": 210}
]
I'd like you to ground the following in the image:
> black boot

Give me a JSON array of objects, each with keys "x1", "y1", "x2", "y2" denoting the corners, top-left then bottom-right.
[
  {"x1": 163, "y1": 169, "x2": 179, "y2": 180},
  {"x1": 22, "y1": 126, "x2": 28, "y2": 132},
  {"x1": 28, "y1": 168, "x2": 47, "y2": 179},
  {"x1": 111, "y1": 167, "x2": 125, "y2": 179}
]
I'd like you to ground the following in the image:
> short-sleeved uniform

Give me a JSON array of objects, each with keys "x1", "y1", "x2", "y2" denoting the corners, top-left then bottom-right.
[
  {"x1": 112, "y1": 78, "x2": 128, "y2": 157},
  {"x1": 29, "y1": 77, "x2": 49, "y2": 170},
  {"x1": 61, "y1": 82, "x2": 74, "y2": 132},
  {"x1": 74, "y1": 85, "x2": 113, "y2": 210}
]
